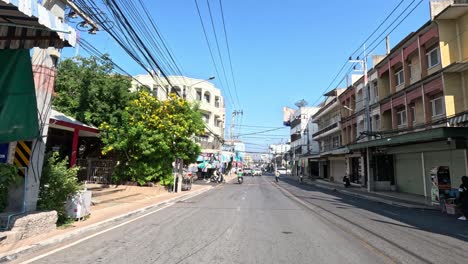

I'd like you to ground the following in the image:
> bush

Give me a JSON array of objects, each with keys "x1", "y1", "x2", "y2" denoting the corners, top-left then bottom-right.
[
  {"x1": 37, "y1": 152, "x2": 82, "y2": 224},
  {"x1": 0, "y1": 164, "x2": 20, "y2": 212}
]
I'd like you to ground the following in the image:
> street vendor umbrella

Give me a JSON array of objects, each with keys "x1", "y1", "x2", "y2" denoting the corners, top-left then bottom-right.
[{"x1": 198, "y1": 161, "x2": 207, "y2": 169}]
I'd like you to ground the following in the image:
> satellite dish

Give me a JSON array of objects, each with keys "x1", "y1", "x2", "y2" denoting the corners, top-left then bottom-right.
[{"x1": 295, "y1": 99, "x2": 308, "y2": 108}]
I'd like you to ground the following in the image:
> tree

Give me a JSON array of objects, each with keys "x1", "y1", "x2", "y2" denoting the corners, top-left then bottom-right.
[
  {"x1": 100, "y1": 92, "x2": 205, "y2": 185},
  {"x1": 53, "y1": 55, "x2": 134, "y2": 127}
]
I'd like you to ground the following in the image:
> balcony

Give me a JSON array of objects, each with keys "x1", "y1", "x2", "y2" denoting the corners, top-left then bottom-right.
[
  {"x1": 291, "y1": 133, "x2": 301, "y2": 142},
  {"x1": 313, "y1": 122, "x2": 338, "y2": 138},
  {"x1": 290, "y1": 118, "x2": 301, "y2": 129}
]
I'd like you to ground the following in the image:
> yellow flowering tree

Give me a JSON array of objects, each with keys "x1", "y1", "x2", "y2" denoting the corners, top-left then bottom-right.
[{"x1": 100, "y1": 92, "x2": 205, "y2": 185}]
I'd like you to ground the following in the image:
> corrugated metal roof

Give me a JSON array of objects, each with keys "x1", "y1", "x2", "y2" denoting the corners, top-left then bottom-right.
[{"x1": 0, "y1": 0, "x2": 76, "y2": 49}]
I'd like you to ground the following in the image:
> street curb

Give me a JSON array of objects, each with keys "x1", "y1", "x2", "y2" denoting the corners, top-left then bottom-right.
[
  {"x1": 286, "y1": 176, "x2": 436, "y2": 210},
  {"x1": 0, "y1": 185, "x2": 213, "y2": 263}
]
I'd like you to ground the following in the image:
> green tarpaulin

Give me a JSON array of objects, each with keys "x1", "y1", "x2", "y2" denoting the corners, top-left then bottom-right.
[{"x1": 0, "y1": 49, "x2": 39, "y2": 143}]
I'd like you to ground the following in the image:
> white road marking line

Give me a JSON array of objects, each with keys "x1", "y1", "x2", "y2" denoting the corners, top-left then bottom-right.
[
  {"x1": 20, "y1": 189, "x2": 210, "y2": 264},
  {"x1": 237, "y1": 206, "x2": 240, "y2": 212},
  {"x1": 241, "y1": 197, "x2": 245, "y2": 200}
]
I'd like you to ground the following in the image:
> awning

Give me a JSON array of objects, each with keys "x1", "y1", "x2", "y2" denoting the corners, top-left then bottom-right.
[
  {"x1": 0, "y1": 0, "x2": 76, "y2": 49},
  {"x1": 348, "y1": 127, "x2": 468, "y2": 150},
  {"x1": 320, "y1": 147, "x2": 349, "y2": 157},
  {"x1": 448, "y1": 112, "x2": 468, "y2": 126},
  {"x1": 0, "y1": 49, "x2": 39, "y2": 143},
  {"x1": 49, "y1": 109, "x2": 99, "y2": 137}
]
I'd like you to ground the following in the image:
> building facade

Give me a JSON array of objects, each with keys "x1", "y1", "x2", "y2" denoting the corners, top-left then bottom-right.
[
  {"x1": 284, "y1": 106, "x2": 319, "y2": 176},
  {"x1": 312, "y1": 88, "x2": 346, "y2": 180},
  {"x1": 133, "y1": 74, "x2": 226, "y2": 154},
  {"x1": 342, "y1": 1, "x2": 468, "y2": 199}
]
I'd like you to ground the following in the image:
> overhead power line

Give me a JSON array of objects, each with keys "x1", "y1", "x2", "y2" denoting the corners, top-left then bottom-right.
[
  {"x1": 193, "y1": 0, "x2": 236, "y2": 109},
  {"x1": 311, "y1": 0, "x2": 421, "y2": 106}
]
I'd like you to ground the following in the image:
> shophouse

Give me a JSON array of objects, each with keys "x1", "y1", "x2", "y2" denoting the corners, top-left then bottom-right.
[
  {"x1": 312, "y1": 88, "x2": 346, "y2": 181},
  {"x1": 348, "y1": 1, "x2": 468, "y2": 199}
]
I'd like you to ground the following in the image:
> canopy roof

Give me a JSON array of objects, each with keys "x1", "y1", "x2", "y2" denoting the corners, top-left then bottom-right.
[{"x1": 0, "y1": 0, "x2": 76, "y2": 49}]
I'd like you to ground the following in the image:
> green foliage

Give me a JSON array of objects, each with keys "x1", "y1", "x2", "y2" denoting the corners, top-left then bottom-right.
[
  {"x1": 53, "y1": 55, "x2": 134, "y2": 127},
  {"x1": 100, "y1": 92, "x2": 205, "y2": 185},
  {"x1": 37, "y1": 153, "x2": 82, "y2": 224},
  {"x1": 0, "y1": 164, "x2": 20, "y2": 212}
]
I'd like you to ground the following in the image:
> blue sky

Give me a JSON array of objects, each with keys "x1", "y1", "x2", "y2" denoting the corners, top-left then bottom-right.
[{"x1": 63, "y1": 0, "x2": 430, "y2": 153}]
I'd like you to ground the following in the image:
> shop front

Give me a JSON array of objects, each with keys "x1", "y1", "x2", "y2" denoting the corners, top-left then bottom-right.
[{"x1": 349, "y1": 128, "x2": 468, "y2": 199}]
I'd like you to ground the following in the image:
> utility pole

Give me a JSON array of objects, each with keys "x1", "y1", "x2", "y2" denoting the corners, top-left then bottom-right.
[
  {"x1": 230, "y1": 109, "x2": 243, "y2": 170},
  {"x1": 350, "y1": 45, "x2": 372, "y2": 192}
]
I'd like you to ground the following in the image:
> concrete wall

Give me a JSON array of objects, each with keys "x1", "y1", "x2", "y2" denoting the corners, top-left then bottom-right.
[
  {"x1": 438, "y1": 19, "x2": 459, "y2": 67},
  {"x1": 443, "y1": 72, "x2": 464, "y2": 116},
  {"x1": 381, "y1": 111, "x2": 392, "y2": 131},
  {"x1": 378, "y1": 73, "x2": 390, "y2": 99},
  {"x1": 409, "y1": 54, "x2": 422, "y2": 84},
  {"x1": 414, "y1": 98, "x2": 425, "y2": 125}
]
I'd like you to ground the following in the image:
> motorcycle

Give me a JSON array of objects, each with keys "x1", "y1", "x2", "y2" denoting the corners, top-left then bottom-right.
[
  {"x1": 210, "y1": 170, "x2": 224, "y2": 183},
  {"x1": 237, "y1": 170, "x2": 243, "y2": 184}
]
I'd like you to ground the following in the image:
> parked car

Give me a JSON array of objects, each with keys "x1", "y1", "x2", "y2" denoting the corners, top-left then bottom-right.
[
  {"x1": 253, "y1": 168, "x2": 262, "y2": 176},
  {"x1": 243, "y1": 167, "x2": 253, "y2": 176}
]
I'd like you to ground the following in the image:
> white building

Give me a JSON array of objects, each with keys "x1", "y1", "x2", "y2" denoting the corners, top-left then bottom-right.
[
  {"x1": 132, "y1": 74, "x2": 225, "y2": 153},
  {"x1": 283, "y1": 104, "x2": 319, "y2": 176}
]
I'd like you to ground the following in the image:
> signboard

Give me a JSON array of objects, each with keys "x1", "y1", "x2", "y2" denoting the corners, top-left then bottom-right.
[{"x1": 0, "y1": 143, "x2": 8, "y2": 163}]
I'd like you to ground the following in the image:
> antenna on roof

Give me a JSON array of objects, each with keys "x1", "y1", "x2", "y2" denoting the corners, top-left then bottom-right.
[{"x1": 295, "y1": 99, "x2": 308, "y2": 108}]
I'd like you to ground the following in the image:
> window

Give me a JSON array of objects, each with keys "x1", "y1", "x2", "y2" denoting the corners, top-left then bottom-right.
[
  {"x1": 204, "y1": 92, "x2": 211, "y2": 103},
  {"x1": 152, "y1": 86, "x2": 158, "y2": 98},
  {"x1": 395, "y1": 69, "x2": 404, "y2": 86},
  {"x1": 431, "y1": 97, "x2": 444, "y2": 117},
  {"x1": 397, "y1": 109, "x2": 407, "y2": 127},
  {"x1": 408, "y1": 64, "x2": 412, "y2": 80},
  {"x1": 373, "y1": 81, "x2": 378, "y2": 97},
  {"x1": 427, "y1": 47, "x2": 440, "y2": 68},
  {"x1": 196, "y1": 90, "x2": 202, "y2": 101},
  {"x1": 215, "y1": 96, "x2": 220, "y2": 108},
  {"x1": 332, "y1": 136, "x2": 340, "y2": 148},
  {"x1": 410, "y1": 106, "x2": 415, "y2": 124},
  {"x1": 202, "y1": 113, "x2": 210, "y2": 123}
]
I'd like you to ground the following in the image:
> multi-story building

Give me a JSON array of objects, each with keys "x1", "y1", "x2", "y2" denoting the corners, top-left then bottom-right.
[
  {"x1": 132, "y1": 74, "x2": 225, "y2": 154},
  {"x1": 312, "y1": 88, "x2": 346, "y2": 180},
  {"x1": 283, "y1": 104, "x2": 319, "y2": 176},
  {"x1": 340, "y1": 68, "x2": 381, "y2": 186},
  {"x1": 345, "y1": 0, "x2": 468, "y2": 198}
]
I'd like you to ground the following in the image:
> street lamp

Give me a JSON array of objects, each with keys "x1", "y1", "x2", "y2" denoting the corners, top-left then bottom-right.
[{"x1": 183, "y1": 76, "x2": 215, "y2": 99}]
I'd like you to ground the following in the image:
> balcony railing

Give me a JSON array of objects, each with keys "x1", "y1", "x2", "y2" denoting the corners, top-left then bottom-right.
[
  {"x1": 291, "y1": 133, "x2": 301, "y2": 142},
  {"x1": 320, "y1": 142, "x2": 341, "y2": 153},
  {"x1": 313, "y1": 122, "x2": 338, "y2": 138},
  {"x1": 290, "y1": 118, "x2": 301, "y2": 129}
]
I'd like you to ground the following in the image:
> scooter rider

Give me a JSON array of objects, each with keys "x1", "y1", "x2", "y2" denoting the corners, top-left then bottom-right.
[
  {"x1": 237, "y1": 168, "x2": 244, "y2": 184},
  {"x1": 275, "y1": 171, "x2": 280, "y2": 182}
]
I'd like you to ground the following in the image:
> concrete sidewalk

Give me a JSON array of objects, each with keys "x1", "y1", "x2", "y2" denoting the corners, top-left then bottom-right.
[
  {"x1": 0, "y1": 177, "x2": 234, "y2": 262},
  {"x1": 283, "y1": 174, "x2": 437, "y2": 210}
]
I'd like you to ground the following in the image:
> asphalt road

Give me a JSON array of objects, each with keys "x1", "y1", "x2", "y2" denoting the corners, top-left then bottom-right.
[{"x1": 22, "y1": 174, "x2": 468, "y2": 264}]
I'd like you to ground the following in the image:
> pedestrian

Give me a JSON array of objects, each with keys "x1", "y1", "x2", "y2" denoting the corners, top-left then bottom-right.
[
  {"x1": 343, "y1": 175, "x2": 351, "y2": 188},
  {"x1": 458, "y1": 176, "x2": 468, "y2": 221}
]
